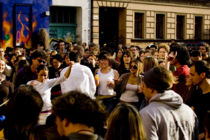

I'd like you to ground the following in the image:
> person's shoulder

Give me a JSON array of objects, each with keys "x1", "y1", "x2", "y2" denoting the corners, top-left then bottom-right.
[
  {"x1": 120, "y1": 73, "x2": 130, "y2": 78},
  {"x1": 60, "y1": 66, "x2": 69, "y2": 73},
  {"x1": 80, "y1": 64, "x2": 92, "y2": 71}
]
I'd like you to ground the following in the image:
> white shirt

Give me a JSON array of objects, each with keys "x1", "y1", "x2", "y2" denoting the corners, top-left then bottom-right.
[
  {"x1": 27, "y1": 76, "x2": 66, "y2": 111},
  {"x1": 97, "y1": 69, "x2": 116, "y2": 96},
  {"x1": 60, "y1": 63, "x2": 96, "y2": 98},
  {"x1": 120, "y1": 83, "x2": 139, "y2": 102}
]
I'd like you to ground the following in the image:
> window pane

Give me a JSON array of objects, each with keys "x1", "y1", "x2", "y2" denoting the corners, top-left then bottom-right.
[
  {"x1": 156, "y1": 14, "x2": 165, "y2": 39},
  {"x1": 135, "y1": 13, "x2": 144, "y2": 39},
  {"x1": 50, "y1": 6, "x2": 76, "y2": 24},
  {"x1": 177, "y1": 15, "x2": 184, "y2": 39}
]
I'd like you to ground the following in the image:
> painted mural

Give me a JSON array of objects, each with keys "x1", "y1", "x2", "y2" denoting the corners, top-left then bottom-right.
[{"x1": 0, "y1": 0, "x2": 52, "y2": 50}]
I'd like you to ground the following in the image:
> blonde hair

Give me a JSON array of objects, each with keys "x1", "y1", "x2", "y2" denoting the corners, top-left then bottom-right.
[
  {"x1": 105, "y1": 103, "x2": 146, "y2": 140},
  {"x1": 143, "y1": 56, "x2": 158, "y2": 73},
  {"x1": 158, "y1": 43, "x2": 170, "y2": 53}
]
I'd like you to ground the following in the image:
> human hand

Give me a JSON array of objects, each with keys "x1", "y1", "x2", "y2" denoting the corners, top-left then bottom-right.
[{"x1": 107, "y1": 81, "x2": 115, "y2": 89}]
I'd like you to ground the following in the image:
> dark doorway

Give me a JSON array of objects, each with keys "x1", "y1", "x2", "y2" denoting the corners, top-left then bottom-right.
[
  {"x1": 99, "y1": 7, "x2": 120, "y2": 52},
  {"x1": 195, "y1": 16, "x2": 202, "y2": 40}
]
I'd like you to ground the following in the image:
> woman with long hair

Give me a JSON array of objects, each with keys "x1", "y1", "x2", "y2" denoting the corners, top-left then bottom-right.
[
  {"x1": 105, "y1": 103, "x2": 146, "y2": 140},
  {"x1": 116, "y1": 60, "x2": 143, "y2": 109},
  {"x1": 4, "y1": 85, "x2": 43, "y2": 140}
]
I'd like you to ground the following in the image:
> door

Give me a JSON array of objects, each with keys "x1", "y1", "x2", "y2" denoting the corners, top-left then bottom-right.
[{"x1": 99, "y1": 8, "x2": 119, "y2": 52}]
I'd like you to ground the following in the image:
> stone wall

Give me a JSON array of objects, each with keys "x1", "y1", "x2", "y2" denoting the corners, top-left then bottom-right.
[{"x1": 92, "y1": 0, "x2": 210, "y2": 47}]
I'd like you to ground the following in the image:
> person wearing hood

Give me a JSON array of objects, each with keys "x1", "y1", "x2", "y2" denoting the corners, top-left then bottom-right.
[{"x1": 139, "y1": 66, "x2": 198, "y2": 140}]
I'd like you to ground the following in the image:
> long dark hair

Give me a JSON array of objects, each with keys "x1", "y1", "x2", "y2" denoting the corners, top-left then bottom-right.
[{"x1": 4, "y1": 85, "x2": 43, "y2": 140}]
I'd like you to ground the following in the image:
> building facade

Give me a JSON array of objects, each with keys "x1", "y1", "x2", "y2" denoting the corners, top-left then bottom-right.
[
  {"x1": 92, "y1": 0, "x2": 210, "y2": 48},
  {"x1": 51, "y1": 0, "x2": 91, "y2": 45}
]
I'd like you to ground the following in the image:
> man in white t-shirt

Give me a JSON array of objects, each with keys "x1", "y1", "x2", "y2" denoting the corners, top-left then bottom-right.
[{"x1": 60, "y1": 48, "x2": 96, "y2": 98}]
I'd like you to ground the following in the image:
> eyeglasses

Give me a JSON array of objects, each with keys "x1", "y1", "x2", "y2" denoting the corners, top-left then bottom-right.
[
  {"x1": 130, "y1": 65, "x2": 137, "y2": 69},
  {"x1": 37, "y1": 59, "x2": 46, "y2": 64}
]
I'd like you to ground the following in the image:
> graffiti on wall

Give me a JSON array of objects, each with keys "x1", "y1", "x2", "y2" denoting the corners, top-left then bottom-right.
[
  {"x1": 2, "y1": 12, "x2": 13, "y2": 50},
  {"x1": 1, "y1": 11, "x2": 37, "y2": 50}
]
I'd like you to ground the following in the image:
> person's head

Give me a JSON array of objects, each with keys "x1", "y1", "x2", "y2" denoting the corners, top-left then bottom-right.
[
  {"x1": 116, "y1": 49, "x2": 123, "y2": 59},
  {"x1": 169, "y1": 44, "x2": 191, "y2": 66},
  {"x1": 29, "y1": 125, "x2": 61, "y2": 140},
  {"x1": 14, "y1": 47, "x2": 22, "y2": 56},
  {"x1": 105, "y1": 103, "x2": 146, "y2": 140},
  {"x1": 37, "y1": 41, "x2": 45, "y2": 51},
  {"x1": 190, "y1": 50, "x2": 202, "y2": 63},
  {"x1": 0, "y1": 48, "x2": 5, "y2": 58},
  {"x1": 8, "y1": 53, "x2": 16, "y2": 66},
  {"x1": 143, "y1": 56, "x2": 158, "y2": 73},
  {"x1": 87, "y1": 53, "x2": 96, "y2": 64},
  {"x1": 0, "y1": 59, "x2": 6, "y2": 73},
  {"x1": 122, "y1": 51, "x2": 131, "y2": 64},
  {"x1": 58, "y1": 40, "x2": 65, "y2": 52},
  {"x1": 142, "y1": 66, "x2": 175, "y2": 100},
  {"x1": 130, "y1": 60, "x2": 142, "y2": 76},
  {"x1": 158, "y1": 59, "x2": 166, "y2": 67},
  {"x1": 31, "y1": 50, "x2": 47, "y2": 69},
  {"x1": 171, "y1": 39, "x2": 176, "y2": 45},
  {"x1": 199, "y1": 42, "x2": 209, "y2": 57},
  {"x1": 16, "y1": 55, "x2": 27, "y2": 70},
  {"x1": 37, "y1": 64, "x2": 49, "y2": 82},
  {"x1": 15, "y1": 55, "x2": 26, "y2": 65},
  {"x1": 139, "y1": 50, "x2": 145, "y2": 62},
  {"x1": 144, "y1": 50, "x2": 151, "y2": 57},
  {"x1": 4, "y1": 85, "x2": 43, "y2": 139},
  {"x1": 89, "y1": 42, "x2": 97, "y2": 52},
  {"x1": 129, "y1": 45, "x2": 139, "y2": 59},
  {"x1": 118, "y1": 43, "x2": 123, "y2": 50},
  {"x1": 73, "y1": 45, "x2": 84, "y2": 57},
  {"x1": 158, "y1": 44, "x2": 170, "y2": 60},
  {"x1": 150, "y1": 44, "x2": 157, "y2": 51},
  {"x1": 52, "y1": 91, "x2": 107, "y2": 136},
  {"x1": 189, "y1": 60, "x2": 210, "y2": 86},
  {"x1": 98, "y1": 52, "x2": 112, "y2": 69},
  {"x1": 64, "y1": 53, "x2": 70, "y2": 65},
  {"x1": 69, "y1": 50, "x2": 83, "y2": 63},
  {"x1": 82, "y1": 42, "x2": 87, "y2": 50},
  {"x1": 151, "y1": 50, "x2": 159, "y2": 59},
  {"x1": 122, "y1": 46, "x2": 128, "y2": 52},
  {"x1": 51, "y1": 54, "x2": 63, "y2": 70}
]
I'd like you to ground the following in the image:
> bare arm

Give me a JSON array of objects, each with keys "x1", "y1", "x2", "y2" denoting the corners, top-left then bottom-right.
[{"x1": 64, "y1": 61, "x2": 74, "y2": 78}]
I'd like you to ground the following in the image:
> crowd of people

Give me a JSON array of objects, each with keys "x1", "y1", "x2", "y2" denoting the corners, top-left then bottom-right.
[{"x1": 0, "y1": 38, "x2": 209, "y2": 140}]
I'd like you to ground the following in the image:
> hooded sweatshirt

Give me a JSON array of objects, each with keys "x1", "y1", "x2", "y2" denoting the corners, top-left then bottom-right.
[{"x1": 140, "y1": 90, "x2": 198, "y2": 140}]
